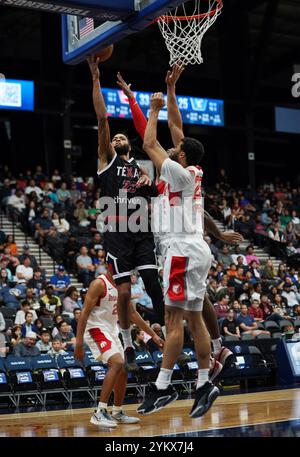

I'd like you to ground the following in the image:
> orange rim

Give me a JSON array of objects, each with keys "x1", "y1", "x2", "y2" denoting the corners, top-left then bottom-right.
[{"x1": 156, "y1": 0, "x2": 223, "y2": 22}]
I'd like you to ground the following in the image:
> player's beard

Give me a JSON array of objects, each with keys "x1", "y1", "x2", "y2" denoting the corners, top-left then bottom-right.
[
  {"x1": 168, "y1": 148, "x2": 180, "y2": 163},
  {"x1": 114, "y1": 143, "x2": 130, "y2": 156}
]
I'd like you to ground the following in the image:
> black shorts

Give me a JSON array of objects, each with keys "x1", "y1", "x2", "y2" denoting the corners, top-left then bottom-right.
[{"x1": 103, "y1": 232, "x2": 158, "y2": 284}]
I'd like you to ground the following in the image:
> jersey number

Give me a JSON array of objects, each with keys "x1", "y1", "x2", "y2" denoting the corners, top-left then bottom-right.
[{"x1": 112, "y1": 304, "x2": 118, "y2": 315}]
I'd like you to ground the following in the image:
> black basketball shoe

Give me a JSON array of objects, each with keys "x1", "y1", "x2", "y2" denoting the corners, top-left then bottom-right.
[
  {"x1": 137, "y1": 383, "x2": 178, "y2": 415},
  {"x1": 124, "y1": 347, "x2": 139, "y2": 373},
  {"x1": 189, "y1": 381, "x2": 220, "y2": 419}
]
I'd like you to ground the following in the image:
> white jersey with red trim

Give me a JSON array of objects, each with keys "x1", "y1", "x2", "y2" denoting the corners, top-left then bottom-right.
[
  {"x1": 85, "y1": 274, "x2": 119, "y2": 335},
  {"x1": 153, "y1": 158, "x2": 204, "y2": 239}
]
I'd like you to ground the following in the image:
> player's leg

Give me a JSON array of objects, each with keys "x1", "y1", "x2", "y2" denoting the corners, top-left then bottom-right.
[
  {"x1": 90, "y1": 352, "x2": 124, "y2": 428},
  {"x1": 185, "y1": 308, "x2": 219, "y2": 418},
  {"x1": 135, "y1": 236, "x2": 165, "y2": 327},
  {"x1": 111, "y1": 367, "x2": 140, "y2": 424},
  {"x1": 202, "y1": 294, "x2": 233, "y2": 372},
  {"x1": 137, "y1": 305, "x2": 183, "y2": 415}
]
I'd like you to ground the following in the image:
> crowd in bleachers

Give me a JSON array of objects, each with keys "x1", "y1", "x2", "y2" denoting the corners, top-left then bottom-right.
[{"x1": 1, "y1": 165, "x2": 300, "y2": 363}]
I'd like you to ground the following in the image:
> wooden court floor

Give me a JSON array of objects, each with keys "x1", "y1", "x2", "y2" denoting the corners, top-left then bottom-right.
[{"x1": 0, "y1": 388, "x2": 300, "y2": 437}]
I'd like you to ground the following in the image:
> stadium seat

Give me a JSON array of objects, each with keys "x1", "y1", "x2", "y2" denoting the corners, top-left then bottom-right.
[
  {"x1": 56, "y1": 354, "x2": 89, "y2": 389},
  {"x1": 293, "y1": 320, "x2": 300, "y2": 331},
  {"x1": 271, "y1": 332, "x2": 282, "y2": 339},
  {"x1": 257, "y1": 333, "x2": 271, "y2": 339},
  {"x1": 152, "y1": 350, "x2": 182, "y2": 381},
  {"x1": 0, "y1": 308, "x2": 16, "y2": 320},
  {"x1": 0, "y1": 357, "x2": 11, "y2": 394},
  {"x1": 4, "y1": 319, "x2": 14, "y2": 331},
  {"x1": 83, "y1": 352, "x2": 107, "y2": 387},
  {"x1": 31, "y1": 355, "x2": 64, "y2": 391},
  {"x1": 278, "y1": 319, "x2": 294, "y2": 331},
  {"x1": 224, "y1": 335, "x2": 240, "y2": 342},
  {"x1": 180, "y1": 348, "x2": 198, "y2": 381},
  {"x1": 41, "y1": 317, "x2": 54, "y2": 330},
  {"x1": 264, "y1": 321, "x2": 280, "y2": 333},
  {"x1": 5, "y1": 356, "x2": 38, "y2": 392},
  {"x1": 134, "y1": 350, "x2": 159, "y2": 383},
  {"x1": 257, "y1": 323, "x2": 265, "y2": 330},
  {"x1": 241, "y1": 333, "x2": 255, "y2": 340}
]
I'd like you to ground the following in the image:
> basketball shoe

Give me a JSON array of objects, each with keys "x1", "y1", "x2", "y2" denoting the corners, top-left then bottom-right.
[
  {"x1": 90, "y1": 409, "x2": 117, "y2": 428},
  {"x1": 112, "y1": 411, "x2": 141, "y2": 424},
  {"x1": 137, "y1": 383, "x2": 178, "y2": 415},
  {"x1": 189, "y1": 381, "x2": 220, "y2": 419}
]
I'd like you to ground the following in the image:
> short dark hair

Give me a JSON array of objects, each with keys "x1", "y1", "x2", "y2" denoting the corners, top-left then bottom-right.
[{"x1": 180, "y1": 137, "x2": 205, "y2": 167}]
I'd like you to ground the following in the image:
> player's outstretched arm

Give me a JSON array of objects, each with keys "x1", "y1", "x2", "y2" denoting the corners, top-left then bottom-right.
[
  {"x1": 166, "y1": 64, "x2": 185, "y2": 147},
  {"x1": 87, "y1": 56, "x2": 114, "y2": 172},
  {"x1": 74, "y1": 278, "x2": 105, "y2": 361},
  {"x1": 204, "y1": 210, "x2": 244, "y2": 244},
  {"x1": 117, "y1": 72, "x2": 147, "y2": 140},
  {"x1": 143, "y1": 93, "x2": 169, "y2": 173}
]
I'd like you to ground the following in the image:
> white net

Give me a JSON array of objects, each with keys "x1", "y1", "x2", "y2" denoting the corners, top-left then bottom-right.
[{"x1": 158, "y1": 0, "x2": 223, "y2": 67}]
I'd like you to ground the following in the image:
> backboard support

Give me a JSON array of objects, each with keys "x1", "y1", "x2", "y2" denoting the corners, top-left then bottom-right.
[{"x1": 61, "y1": 1, "x2": 186, "y2": 64}]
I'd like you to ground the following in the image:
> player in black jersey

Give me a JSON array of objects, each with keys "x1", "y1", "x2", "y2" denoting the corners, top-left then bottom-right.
[{"x1": 87, "y1": 56, "x2": 165, "y2": 370}]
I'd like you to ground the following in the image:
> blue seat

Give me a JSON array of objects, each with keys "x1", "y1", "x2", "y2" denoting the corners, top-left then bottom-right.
[
  {"x1": 5, "y1": 356, "x2": 37, "y2": 392},
  {"x1": 83, "y1": 352, "x2": 106, "y2": 386},
  {"x1": 0, "y1": 358, "x2": 10, "y2": 393},
  {"x1": 152, "y1": 350, "x2": 182, "y2": 380},
  {"x1": 57, "y1": 354, "x2": 88, "y2": 388},
  {"x1": 31, "y1": 355, "x2": 63, "y2": 391},
  {"x1": 134, "y1": 350, "x2": 159, "y2": 383}
]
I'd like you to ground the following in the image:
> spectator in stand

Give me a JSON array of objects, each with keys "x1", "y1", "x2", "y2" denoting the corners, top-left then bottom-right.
[
  {"x1": 291, "y1": 210, "x2": 300, "y2": 226},
  {"x1": 35, "y1": 330, "x2": 52, "y2": 354},
  {"x1": 237, "y1": 304, "x2": 270, "y2": 337},
  {"x1": 93, "y1": 249, "x2": 107, "y2": 276},
  {"x1": 0, "y1": 178, "x2": 12, "y2": 208},
  {"x1": 74, "y1": 199, "x2": 89, "y2": 226},
  {"x1": 15, "y1": 300, "x2": 38, "y2": 325},
  {"x1": 51, "y1": 169, "x2": 62, "y2": 184},
  {"x1": 217, "y1": 278, "x2": 235, "y2": 303},
  {"x1": 245, "y1": 245, "x2": 260, "y2": 266},
  {"x1": 131, "y1": 328, "x2": 149, "y2": 352},
  {"x1": 55, "y1": 320, "x2": 76, "y2": 350},
  {"x1": 131, "y1": 273, "x2": 154, "y2": 321},
  {"x1": 13, "y1": 331, "x2": 40, "y2": 357},
  {"x1": 0, "y1": 282, "x2": 26, "y2": 309},
  {"x1": 248, "y1": 260, "x2": 261, "y2": 281},
  {"x1": 15, "y1": 256, "x2": 33, "y2": 284},
  {"x1": 214, "y1": 294, "x2": 230, "y2": 322},
  {"x1": 9, "y1": 324, "x2": 22, "y2": 348},
  {"x1": 218, "y1": 198, "x2": 232, "y2": 226},
  {"x1": 34, "y1": 165, "x2": 46, "y2": 183},
  {"x1": 70, "y1": 308, "x2": 81, "y2": 335},
  {"x1": 69, "y1": 182, "x2": 81, "y2": 203},
  {"x1": 4, "y1": 235, "x2": 18, "y2": 256},
  {"x1": 7, "y1": 189, "x2": 26, "y2": 218},
  {"x1": 221, "y1": 309, "x2": 240, "y2": 338},
  {"x1": 284, "y1": 221, "x2": 297, "y2": 243},
  {"x1": 77, "y1": 288, "x2": 87, "y2": 309},
  {"x1": 218, "y1": 245, "x2": 233, "y2": 267},
  {"x1": 21, "y1": 311, "x2": 39, "y2": 337},
  {"x1": 47, "y1": 338, "x2": 68, "y2": 358},
  {"x1": 204, "y1": 235, "x2": 219, "y2": 261},
  {"x1": 290, "y1": 304, "x2": 300, "y2": 319},
  {"x1": 2, "y1": 246, "x2": 20, "y2": 275},
  {"x1": 231, "y1": 246, "x2": 247, "y2": 266},
  {"x1": 52, "y1": 211, "x2": 70, "y2": 234},
  {"x1": 268, "y1": 222, "x2": 285, "y2": 242},
  {"x1": 18, "y1": 244, "x2": 38, "y2": 270},
  {"x1": 277, "y1": 263, "x2": 287, "y2": 282},
  {"x1": 39, "y1": 285, "x2": 62, "y2": 317},
  {"x1": 147, "y1": 323, "x2": 166, "y2": 353},
  {"x1": 207, "y1": 279, "x2": 218, "y2": 304},
  {"x1": 27, "y1": 267, "x2": 47, "y2": 296},
  {"x1": 65, "y1": 235, "x2": 79, "y2": 274},
  {"x1": 248, "y1": 299, "x2": 264, "y2": 322},
  {"x1": 232, "y1": 300, "x2": 242, "y2": 318},
  {"x1": 34, "y1": 208, "x2": 53, "y2": 246},
  {"x1": 227, "y1": 263, "x2": 238, "y2": 278},
  {"x1": 281, "y1": 282, "x2": 300, "y2": 308},
  {"x1": 88, "y1": 232, "x2": 103, "y2": 257},
  {"x1": 52, "y1": 314, "x2": 63, "y2": 338},
  {"x1": 0, "y1": 268, "x2": 10, "y2": 289},
  {"x1": 25, "y1": 179, "x2": 43, "y2": 201},
  {"x1": 261, "y1": 259, "x2": 276, "y2": 280},
  {"x1": 76, "y1": 246, "x2": 95, "y2": 287},
  {"x1": 260, "y1": 294, "x2": 274, "y2": 320},
  {"x1": 62, "y1": 286, "x2": 80, "y2": 316},
  {"x1": 50, "y1": 265, "x2": 71, "y2": 296},
  {"x1": 56, "y1": 182, "x2": 71, "y2": 208}
]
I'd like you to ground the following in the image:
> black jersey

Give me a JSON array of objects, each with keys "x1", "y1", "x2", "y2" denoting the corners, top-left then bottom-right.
[{"x1": 97, "y1": 154, "x2": 158, "y2": 229}]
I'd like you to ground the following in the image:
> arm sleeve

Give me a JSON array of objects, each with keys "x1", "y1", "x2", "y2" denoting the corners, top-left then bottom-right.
[
  {"x1": 129, "y1": 97, "x2": 147, "y2": 139},
  {"x1": 160, "y1": 158, "x2": 193, "y2": 192}
]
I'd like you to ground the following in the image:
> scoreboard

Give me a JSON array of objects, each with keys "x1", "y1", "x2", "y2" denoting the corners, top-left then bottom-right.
[{"x1": 102, "y1": 88, "x2": 224, "y2": 127}]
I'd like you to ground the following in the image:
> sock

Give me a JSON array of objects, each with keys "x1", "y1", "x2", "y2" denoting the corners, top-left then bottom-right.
[
  {"x1": 155, "y1": 368, "x2": 173, "y2": 390},
  {"x1": 97, "y1": 401, "x2": 107, "y2": 412},
  {"x1": 196, "y1": 369, "x2": 209, "y2": 389},
  {"x1": 212, "y1": 338, "x2": 222, "y2": 353},
  {"x1": 112, "y1": 405, "x2": 122, "y2": 415},
  {"x1": 120, "y1": 328, "x2": 133, "y2": 349}
]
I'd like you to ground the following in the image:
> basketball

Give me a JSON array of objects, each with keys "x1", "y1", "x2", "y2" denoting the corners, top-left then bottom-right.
[{"x1": 94, "y1": 45, "x2": 114, "y2": 62}]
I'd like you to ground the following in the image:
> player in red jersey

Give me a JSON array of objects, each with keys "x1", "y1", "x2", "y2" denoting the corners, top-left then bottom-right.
[{"x1": 75, "y1": 270, "x2": 164, "y2": 429}]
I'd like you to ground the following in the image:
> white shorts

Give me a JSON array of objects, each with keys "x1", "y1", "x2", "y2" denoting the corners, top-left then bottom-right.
[
  {"x1": 84, "y1": 327, "x2": 124, "y2": 364},
  {"x1": 161, "y1": 236, "x2": 211, "y2": 312}
]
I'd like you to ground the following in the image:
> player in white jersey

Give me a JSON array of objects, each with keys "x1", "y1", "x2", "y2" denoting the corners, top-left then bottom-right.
[
  {"x1": 75, "y1": 272, "x2": 164, "y2": 428},
  {"x1": 137, "y1": 91, "x2": 221, "y2": 419}
]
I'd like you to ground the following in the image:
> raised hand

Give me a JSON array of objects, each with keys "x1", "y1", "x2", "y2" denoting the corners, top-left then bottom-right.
[
  {"x1": 87, "y1": 55, "x2": 100, "y2": 80},
  {"x1": 165, "y1": 63, "x2": 185, "y2": 88},
  {"x1": 116, "y1": 72, "x2": 134, "y2": 100},
  {"x1": 150, "y1": 92, "x2": 165, "y2": 111},
  {"x1": 221, "y1": 231, "x2": 244, "y2": 245}
]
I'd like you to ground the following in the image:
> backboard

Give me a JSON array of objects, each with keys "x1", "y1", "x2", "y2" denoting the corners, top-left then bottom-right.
[{"x1": 61, "y1": 1, "x2": 186, "y2": 64}]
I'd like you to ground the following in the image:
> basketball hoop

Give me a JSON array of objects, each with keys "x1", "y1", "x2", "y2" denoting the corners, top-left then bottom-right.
[{"x1": 157, "y1": 0, "x2": 223, "y2": 67}]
